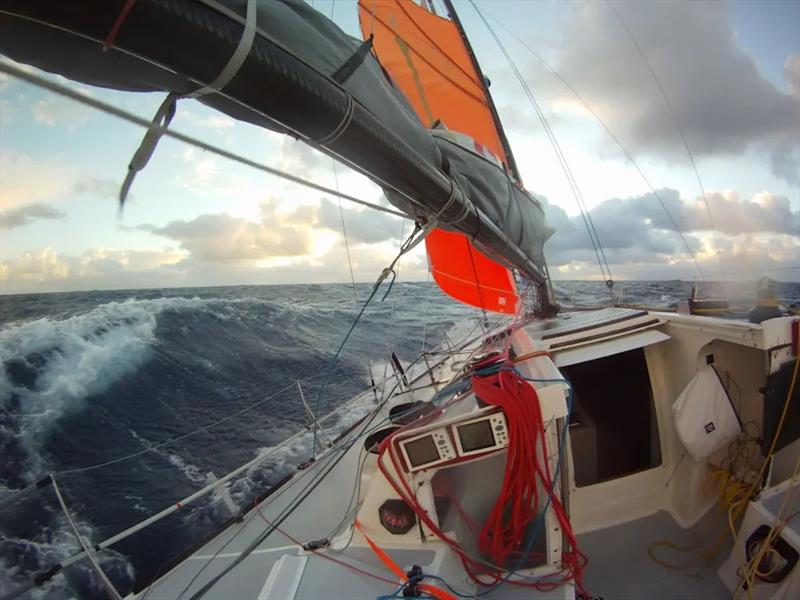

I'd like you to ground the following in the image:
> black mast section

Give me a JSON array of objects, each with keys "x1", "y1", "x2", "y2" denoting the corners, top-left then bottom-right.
[{"x1": 442, "y1": 0, "x2": 521, "y2": 183}]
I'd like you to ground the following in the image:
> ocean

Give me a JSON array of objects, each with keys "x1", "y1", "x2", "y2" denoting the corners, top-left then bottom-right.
[{"x1": 1, "y1": 280, "x2": 798, "y2": 599}]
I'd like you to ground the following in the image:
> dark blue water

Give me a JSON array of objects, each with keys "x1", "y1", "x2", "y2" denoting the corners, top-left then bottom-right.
[{"x1": 0, "y1": 280, "x2": 797, "y2": 599}]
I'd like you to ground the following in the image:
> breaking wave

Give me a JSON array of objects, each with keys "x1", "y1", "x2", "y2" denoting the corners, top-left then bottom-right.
[
  {"x1": 0, "y1": 283, "x2": 472, "y2": 598},
  {"x1": 1, "y1": 280, "x2": 795, "y2": 599}
]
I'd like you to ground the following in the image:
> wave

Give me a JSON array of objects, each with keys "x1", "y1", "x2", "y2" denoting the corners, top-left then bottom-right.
[{"x1": 0, "y1": 284, "x2": 480, "y2": 599}]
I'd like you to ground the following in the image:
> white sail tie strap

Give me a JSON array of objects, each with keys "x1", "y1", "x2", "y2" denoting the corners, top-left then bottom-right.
[
  {"x1": 314, "y1": 92, "x2": 355, "y2": 146},
  {"x1": 119, "y1": 0, "x2": 258, "y2": 207}
]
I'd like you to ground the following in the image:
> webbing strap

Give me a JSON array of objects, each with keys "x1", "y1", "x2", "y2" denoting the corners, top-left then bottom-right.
[
  {"x1": 118, "y1": 0, "x2": 257, "y2": 207},
  {"x1": 354, "y1": 521, "x2": 457, "y2": 600}
]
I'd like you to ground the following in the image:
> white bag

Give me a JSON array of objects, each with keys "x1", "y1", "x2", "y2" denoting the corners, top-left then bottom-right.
[{"x1": 673, "y1": 366, "x2": 742, "y2": 460}]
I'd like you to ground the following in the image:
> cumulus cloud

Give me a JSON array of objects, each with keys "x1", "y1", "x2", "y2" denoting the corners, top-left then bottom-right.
[
  {"x1": 0, "y1": 248, "x2": 70, "y2": 285},
  {"x1": 541, "y1": 187, "x2": 799, "y2": 276},
  {"x1": 0, "y1": 247, "x2": 187, "y2": 293},
  {"x1": 141, "y1": 200, "x2": 313, "y2": 261},
  {"x1": 0, "y1": 203, "x2": 65, "y2": 229},
  {"x1": 544, "y1": 1, "x2": 799, "y2": 180},
  {"x1": 316, "y1": 198, "x2": 403, "y2": 243},
  {"x1": 74, "y1": 177, "x2": 120, "y2": 199}
]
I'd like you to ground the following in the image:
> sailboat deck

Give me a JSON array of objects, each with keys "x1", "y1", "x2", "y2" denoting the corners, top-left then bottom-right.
[{"x1": 579, "y1": 510, "x2": 731, "y2": 599}]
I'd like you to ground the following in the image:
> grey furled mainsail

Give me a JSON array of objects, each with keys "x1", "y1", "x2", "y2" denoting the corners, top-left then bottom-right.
[{"x1": 0, "y1": 0, "x2": 554, "y2": 294}]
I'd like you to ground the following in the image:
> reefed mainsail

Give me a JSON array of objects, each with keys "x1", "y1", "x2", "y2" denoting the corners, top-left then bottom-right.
[{"x1": 0, "y1": 0, "x2": 554, "y2": 311}]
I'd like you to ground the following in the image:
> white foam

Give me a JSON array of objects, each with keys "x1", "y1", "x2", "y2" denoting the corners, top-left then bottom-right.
[
  {"x1": 0, "y1": 514, "x2": 134, "y2": 599},
  {"x1": 0, "y1": 297, "x2": 234, "y2": 451}
]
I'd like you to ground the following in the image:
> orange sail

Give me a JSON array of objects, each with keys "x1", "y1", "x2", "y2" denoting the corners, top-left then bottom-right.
[{"x1": 358, "y1": 0, "x2": 520, "y2": 314}]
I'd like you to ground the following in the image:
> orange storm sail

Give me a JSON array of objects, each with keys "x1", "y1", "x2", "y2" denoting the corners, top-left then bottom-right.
[{"x1": 358, "y1": 0, "x2": 521, "y2": 315}]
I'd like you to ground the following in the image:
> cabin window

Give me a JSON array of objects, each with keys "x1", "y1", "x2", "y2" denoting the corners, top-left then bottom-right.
[{"x1": 562, "y1": 347, "x2": 661, "y2": 487}]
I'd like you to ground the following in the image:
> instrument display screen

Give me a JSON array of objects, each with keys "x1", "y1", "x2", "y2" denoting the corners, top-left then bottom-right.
[
  {"x1": 403, "y1": 435, "x2": 441, "y2": 468},
  {"x1": 457, "y1": 419, "x2": 496, "y2": 452}
]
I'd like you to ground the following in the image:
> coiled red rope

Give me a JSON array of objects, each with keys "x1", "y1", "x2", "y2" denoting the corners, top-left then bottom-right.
[{"x1": 376, "y1": 358, "x2": 587, "y2": 594}]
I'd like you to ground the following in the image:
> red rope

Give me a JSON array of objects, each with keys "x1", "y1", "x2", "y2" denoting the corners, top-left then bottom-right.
[
  {"x1": 376, "y1": 363, "x2": 587, "y2": 594},
  {"x1": 103, "y1": 0, "x2": 138, "y2": 50}
]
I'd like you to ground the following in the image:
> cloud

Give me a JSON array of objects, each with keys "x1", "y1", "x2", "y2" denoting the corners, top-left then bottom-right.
[
  {"x1": 0, "y1": 247, "x2": 187, "y2": 293},
  {"x1": 0, "y1": 203, "x2": 65, "y2": 229},
  {"x1": 544, "y1": 1, "x2": 799, "y2": 180},
  {"x1": 74, "y1": 177, "x2": 120, "y2": 200},
  {"x1": 316, "y1": 198, "x2": 403, "y2": 243},
  {"x1": 0, "y1": 153, "x2": 72, "y2": 210},
  {"x1": 141, "y1": 200, "x2": 313, "y2": 261},
  {"x1": 785, "y1": 54, "x2": 800, "y2": 95},
  {"x1": 31, "y1": 95, "x2": 92, "y2": 129},
  {"x1": 0, "y1": 248, "x2": 70, "y2": 285},
  {"x1": 275, "y1": 137, "x2": 329, "y2": 180},
  {"x1": 541, "y1": 187, "x2": 799, "y2": 277}
]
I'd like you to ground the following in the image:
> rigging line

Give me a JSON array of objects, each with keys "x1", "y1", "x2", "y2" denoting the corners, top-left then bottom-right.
[
  {"x1": 480, "y1": 9, "x2": 705, "y2": 282},
  {"x1": 177, "y1": 441, "x2": 353, "y2": 600},
  {"x1": 381, "y1": 218, "x2": 409, "y2": 401},
  {"x1": 0, "y1": 60, "x2": 409, "y2": 221},
  {"x1": 51, "y1": 476, "x2": 124, "y2": 600},
  {"x1": 468, "y1": 0, "x2": 610, "y2": 285},
  {"x1": 311, "y1": 222, "x2": 434, "y2": 455},
  {"x1": 331, "y1": 156, "x2": 379, "y2": 389},
  {"x1": 604, "y1": 0, "x2": 724, "y2": 288},
  {"x1": 466, "y1": 1, "x2": 613, "y2": 289}
]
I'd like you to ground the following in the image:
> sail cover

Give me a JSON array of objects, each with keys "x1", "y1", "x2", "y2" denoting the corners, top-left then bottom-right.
[
  {"x1": 358, "y1": 0, "x2": 522, "y2": 314},
  {"x1": 0, "y1": 0, "x2": 553, "y2": 309}
]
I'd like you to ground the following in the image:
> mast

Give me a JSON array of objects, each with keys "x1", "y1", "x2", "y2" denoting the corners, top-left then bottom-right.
[{"x1": 441, "y1": 0, "x2": 521, "y2": 183}]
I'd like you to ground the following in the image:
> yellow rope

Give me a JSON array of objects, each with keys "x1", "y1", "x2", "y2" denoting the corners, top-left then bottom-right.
[
  {"x1": 649, "y1": 357, "x2": 799, "y2": 575},
  {"x1": 733, "y1": 451, "x2": 800, "y2": 599}
]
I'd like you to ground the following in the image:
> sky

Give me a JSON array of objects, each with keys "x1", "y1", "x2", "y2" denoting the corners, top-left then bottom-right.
[{"x1": 0, "y1": 0, "x2": 798, "y2": 295}]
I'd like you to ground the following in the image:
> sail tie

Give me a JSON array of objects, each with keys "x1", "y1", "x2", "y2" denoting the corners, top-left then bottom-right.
[
  {"x1": 118, "y1": 0, "x2": 258, "y2": 208},
  {"x1": 431, "y1": 176, "x2": 472, "y2": 226},
  {"x1": 314, "y1": 91, "x2": 355, "y2": 146}
]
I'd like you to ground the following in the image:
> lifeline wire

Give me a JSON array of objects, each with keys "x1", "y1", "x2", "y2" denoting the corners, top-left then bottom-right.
[{"x1": 0, "y1": 60, "x2": 409, "y2": 221}]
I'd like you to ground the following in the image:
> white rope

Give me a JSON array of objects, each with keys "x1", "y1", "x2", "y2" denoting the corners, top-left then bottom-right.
[
  {"x1": 51, "y1": 476, "x2": 124, "y2": 600},
  {"x1": 0, "y1": 60, "x2": 408, "y2": 220}
]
